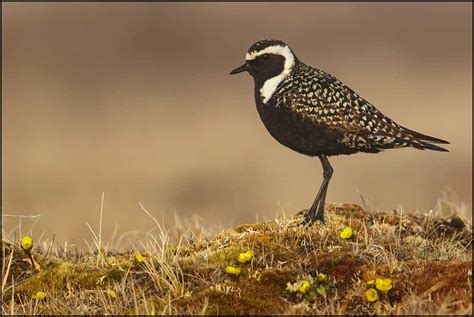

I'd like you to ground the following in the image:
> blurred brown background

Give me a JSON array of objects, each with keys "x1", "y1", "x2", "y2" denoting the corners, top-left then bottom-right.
[{"x1": 2, "y1": 3, "x2": 472, "y2": 247}]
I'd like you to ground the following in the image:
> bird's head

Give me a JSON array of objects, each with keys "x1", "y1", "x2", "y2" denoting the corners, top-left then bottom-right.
[
  {"x1": 230, "y1": 39, "x2": 297, "y2": 80},
  {"x1": 230, "y1": 39, "x2": 298, "y2": 103}
]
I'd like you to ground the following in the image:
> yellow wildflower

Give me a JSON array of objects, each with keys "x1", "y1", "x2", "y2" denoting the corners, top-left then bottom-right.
[
  {"x1": 375, "y1": 278, "x2": 393, "y2": 292},
  {"x1": 298, "y1": 280, "x2": 311, "y2": 294},
  {"x1": 33, "y1": 291, "x2": 47, "y2": 300},
  {"x1": 21, "y1": 236, "x2": 33, "y2": 251},
  {"x1": 366, "y1": 288, "x2": 378, "y2": 302},
  {"x1": 366, "y1": 279, "x2": 375, "y2": 287},
  {"x1": 237, "y1": 250, "x2": 253, "y2": 264},
  {"x1": 339, "y1": 227, "x2": 353, "y2": 239},
  {"x1": 225, "y1": 266, "x2": 241, "y2": 276},
  {"x1": 106, "y1": 289, "x2": 117, "y2": 298},
  {"x1": 134, "y1": 252, "x2": 144, "y2": 264},
  {"x1": 317, "y1": 273, "x2": 328, "y2": 282}
]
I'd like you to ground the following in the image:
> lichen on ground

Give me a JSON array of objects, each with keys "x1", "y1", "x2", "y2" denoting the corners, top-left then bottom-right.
[{"x1": 2, "y1": 203, "x2": 472, "y2": 315}]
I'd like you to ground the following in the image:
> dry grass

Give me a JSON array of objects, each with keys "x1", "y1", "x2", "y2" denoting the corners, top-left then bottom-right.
[{"x1": 2, "y1": 202, "x2": 472, "y2": 315}]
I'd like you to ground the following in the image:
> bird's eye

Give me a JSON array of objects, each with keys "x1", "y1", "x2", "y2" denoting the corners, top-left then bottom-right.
[{"x1": 255, "y1": 54, "x2": 271, "y2": 64}]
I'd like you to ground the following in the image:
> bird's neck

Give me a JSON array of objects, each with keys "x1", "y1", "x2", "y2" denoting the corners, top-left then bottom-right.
[{"x1": 254, "y1": 59, "x2": 299, "y2": 105}]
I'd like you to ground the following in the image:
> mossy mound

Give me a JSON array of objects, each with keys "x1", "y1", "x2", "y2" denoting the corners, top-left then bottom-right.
[{"x1": 2, "y1": 203, "x2": 472, "y2": 315}]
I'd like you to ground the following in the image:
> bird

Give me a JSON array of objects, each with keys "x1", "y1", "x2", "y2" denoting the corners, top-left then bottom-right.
[{"x1": 230, "y1": 39, "x2": 449, "y2": 225}]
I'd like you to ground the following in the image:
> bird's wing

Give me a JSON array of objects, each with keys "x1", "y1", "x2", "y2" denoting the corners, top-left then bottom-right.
[{"x1": 284, "y1": 68, "x2": 425, "y2": 151}]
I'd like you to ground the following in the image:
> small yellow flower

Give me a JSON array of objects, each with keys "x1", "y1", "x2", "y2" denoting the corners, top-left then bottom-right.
[
  {"x1": 225, "y1": 266, "x2": 241, "y2": 276},
  {"x1": 366, "y1": 279, "x2": 375, "y2": 287},
  {"x1": 317, "y1": 273, "x2": 328, "y2": 282},
  {"x1": 21, "y1": 236, "x2": 33, "y2": 251},
  {"x1": 339, "y1": 227, "x2": 353, "y2": 239},
  {"x1": 237, "y1": 250, "x2": 253, "y2": 264},
  {"x1": 366, "y1": 288, "x2": 378, "y2": 302},
  {"x1": 106, "y1": 289, "x2": 117, "y2": 298},
  {"x1": 375, "y1": 278, "x2": 393, "y2": 292},
  {"x1": 134, "y1": 252, "x2": 144, "y2": 264},
  {"x1": 298, "y1": 280, "x2": 311, "y2": 294},
  {"x1": 33, "y1": 291, "x2": 47, "y2": 300}
]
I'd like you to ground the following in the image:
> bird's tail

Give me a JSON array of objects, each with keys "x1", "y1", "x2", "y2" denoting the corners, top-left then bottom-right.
[
  {"x1": 402, "y1": 127, "x2": 450, "y2": 144},
  {"x1": 396, "y1": 125, "x2": 449, "y2": 152},
  {"x1": 416, "y1": 141, "x2": 449, "y2": 152}
]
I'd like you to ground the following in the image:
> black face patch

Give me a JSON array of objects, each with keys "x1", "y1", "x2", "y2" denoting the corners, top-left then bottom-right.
[{"x1": 248, "y1": 54, "x2": 286, "y2": 87}]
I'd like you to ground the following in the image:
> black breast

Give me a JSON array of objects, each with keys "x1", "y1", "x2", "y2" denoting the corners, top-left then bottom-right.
[
  {"x1": 252, "y1": 60, "x2": 365, "y2": 157},
  {"x1": 254, "y1": 96, "x2": 357, "y2": 157}
]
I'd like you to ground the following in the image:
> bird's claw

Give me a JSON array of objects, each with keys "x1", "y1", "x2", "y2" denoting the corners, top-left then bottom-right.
[{"x1": 301, "y1": 211, "x2": 324, "y2": 227}]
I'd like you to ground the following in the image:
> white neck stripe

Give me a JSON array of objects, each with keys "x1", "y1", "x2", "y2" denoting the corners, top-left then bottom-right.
[{"x1": 246, "y1": 45, "x2": 295, "y2": 104}]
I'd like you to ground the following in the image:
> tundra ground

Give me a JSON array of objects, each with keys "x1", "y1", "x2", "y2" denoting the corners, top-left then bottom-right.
[{"x1": 2, "y1": 202, "x2": 472, "y2": 315}]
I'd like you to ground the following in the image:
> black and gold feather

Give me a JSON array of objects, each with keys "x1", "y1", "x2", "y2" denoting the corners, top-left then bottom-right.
[{"x1": 258, "y1": 62, "x2": 449, "y2": 157}]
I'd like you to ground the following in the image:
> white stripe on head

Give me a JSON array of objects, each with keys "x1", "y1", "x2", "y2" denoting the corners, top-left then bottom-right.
[{"x1": 246, "y1": 45, "x2": 295, "y2": 104}]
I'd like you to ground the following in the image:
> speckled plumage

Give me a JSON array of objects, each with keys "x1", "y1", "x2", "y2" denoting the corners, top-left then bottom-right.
[
  {"x1": 231, "y1": 39, "x2": 449, "y2": 224},
  {"x1": 257, "y1": 57, "x2": 448, "y2": 156}
]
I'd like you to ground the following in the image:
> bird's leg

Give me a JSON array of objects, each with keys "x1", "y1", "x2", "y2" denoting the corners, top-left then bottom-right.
[
  {"x1": 303, "y1": 155, "x2": 333, "y2": 225},
  {"x1": 315, "y1": 155, "x2": 333, "y2": 221}
]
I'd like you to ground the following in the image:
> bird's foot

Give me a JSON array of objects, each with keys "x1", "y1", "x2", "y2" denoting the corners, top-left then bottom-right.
[{"x1": 301, "y1": 209, "x2": 325, "y2": 227}]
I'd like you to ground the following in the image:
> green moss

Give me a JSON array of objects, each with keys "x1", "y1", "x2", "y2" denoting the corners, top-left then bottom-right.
[
  {"x1": 14, "y1": 260, "x2": 127, "y2": 299},
  {"x1": 207, "y1": 246, "x2": 243, "y2": 266},
  {"x1": 240, "y1": 232, "x2": 297, "y2": 264},
  {"x1": 15, "y1": 261, "x2": 70, "y2": 296},
  {"x1": 233, "y1": 222, "x2": 276, "y2": 233},
  {"x1": 74, "y1": 263, "x2": 127, "y2": 288}
]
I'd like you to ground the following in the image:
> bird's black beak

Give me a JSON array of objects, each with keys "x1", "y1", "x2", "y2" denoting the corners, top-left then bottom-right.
[{"x1": 230, "y1": 63, "x2": 249, "y2": 75}]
